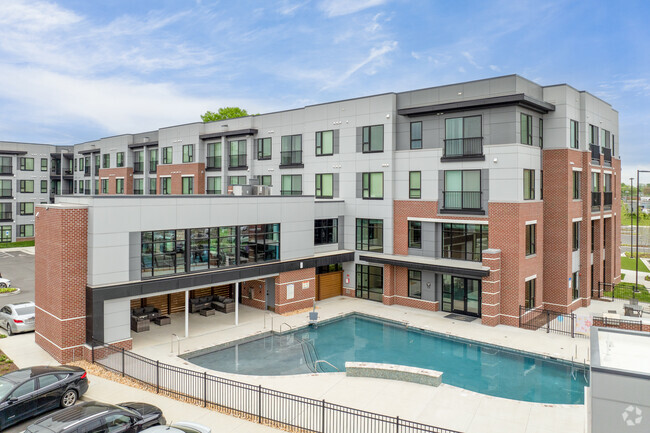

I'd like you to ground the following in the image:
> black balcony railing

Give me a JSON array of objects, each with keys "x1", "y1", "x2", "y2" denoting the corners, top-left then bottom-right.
[
  {"x1": 149, "y1": 161, "x2": 157, "y2": 173},
  {"x1": 229, "y1": 154, "x2": 247, "y2": 169},
  {"x1": 603, "y1": 191, "x2": 612, "y2": 209},
  {"x1": 0, "y1": 166, "x2": 12, "y2": 175},
  {"x1": 443, "y1": 191, "x2": 482, "y2": 210},
  {"x1": 0, "y1": 211, "x2": 11, "y2": 221},
  {"x1": 134, "y1": 188, "x2": 144, "y2": 195},
  {"x1": 50, "y1": 167, "x2": 61, "y2": 176},
  {"x1": 133, "y1": 161, "x2": 144, "y2": 173},
  {"x1": 84, "y1": 166, "x2": 90, "y2": 176},
  {"x1": 206, "y1": 189, "x2": 221, "y2": 195},
  {"x1": 603, "y1": 147, "x2": 612, "y2": 166},
  {"x1": 64, "y1": 169, "x2": 73, "y2": 175},
  {"x1": 206, "y1": 156, "x2": 222, "y2": 170},
  {"x1": 443, "y1": 137, "x2": 483, "y2": 158},
  {"x1": 590, "y1": 144, "x2": 600, "y2": 163},
  {"x1": 592, "y1": 191, "x2": 601, "y2": 209},
  {"x1": 280, "y1": 150, "x2": 302, "y2": 166}
]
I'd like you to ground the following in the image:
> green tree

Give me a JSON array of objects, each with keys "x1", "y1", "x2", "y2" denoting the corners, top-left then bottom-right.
[{"x1": 201, "y1": 107, "x2": 251, "y2": 122}]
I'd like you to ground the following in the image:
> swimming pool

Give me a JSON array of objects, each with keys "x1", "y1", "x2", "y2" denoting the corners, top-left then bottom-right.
[{"x1": 187, "y1": 314, "x2": 589, "y2": 404}]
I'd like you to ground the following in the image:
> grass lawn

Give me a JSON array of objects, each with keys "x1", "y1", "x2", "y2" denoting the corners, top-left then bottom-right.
[
  {"x1": 0, "y1": 240, "x2": 34, "y2": 249},
  {"x1": 0, "y1": 350, "x2": 17, "y2": 375},
  {"x1": 604, "y1": 282, "x2": 650, "y2": 303},
  {"x1": 621, "y1": 256, "x2": 650, "y2": 272}
]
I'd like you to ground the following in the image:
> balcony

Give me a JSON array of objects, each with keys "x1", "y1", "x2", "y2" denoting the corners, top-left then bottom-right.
[
  {"x1": 280, "y1": 150, "x2": 303, "y2": 167},
  {"x1": 50, "y1": 167, "x2": 61, "y2": 177},
  {"x1": 133, "y1": 161, "x2": 144, "y2": 174},
  {"x1": 603, "y1": 147, "x2": 612, "y2": 167},
  {"x1": 134, "y1": 188, "x2": 144, "y2": 195},
  {"x1": 442, "y1": 137, "x2": 484, "y2": 160},
  {"x1": 441, "y1": 191, "x2": 483, "y2": 214},
  {"x1": 592, "y1": 191, "x2": 601, "y2": 211},
  {"x1": 590, "y1": 144, "x2": 600, "y2": 164},
  {"x1": 84, "y1": 167, "x2": 90, "y2": 176},
  {"x1": 229, "y1": 155, "x2": 247, "y2": 170},
  {"x1": 0, "y1": 211, "x2": 11, "y2": 222},
  {"x1": 0, "y1": 166, "x2": 12, "y2": 176},
  {"x1": 149, "y1": 161, "x2": 157, "y2": 173},
  {"x1": 604, "y1": 191, "x2": 612, "y2": 210},
  {"x1": 206, "y1": 156, "x2": 222, "y2": 170},
  {"x1": 206, "y1": 189, "x2": 221, "y2": 195}
]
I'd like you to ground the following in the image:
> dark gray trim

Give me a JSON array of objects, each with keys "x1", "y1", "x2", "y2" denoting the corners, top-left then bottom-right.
[
  {"x1": 0, "y1": 150, "x2": 27, "y2": 155},
  {"x1": 200, "y1": 129, "x2": 258, "y2": 140},
  {"x1": 128, "y1": 141, "x2": 159, "y2": 149},
  {"x1": 86, "y1": 251, "x2": 354, "y2": 343},
  {"x1": 439, "y1": 209, "x2": 486, "y2": 216},
  {"x1": 78, "y1": 149, "x2": 100, "y2": 155},
  {"x1": 440, "y1": 155, "x2": 486, "y2": 162},
  {"x1": 279, "y1": 164, "x2": 305, "y2": 169},
  {"x1": 359, "y1": 254, "x2": 489, "y2": 278},
  {"x1": 398, "y1": 94, "x2": 555, "y2": 117},
  {"x1": 228, "y1": 166, "x2": 248, "y2": 171}
]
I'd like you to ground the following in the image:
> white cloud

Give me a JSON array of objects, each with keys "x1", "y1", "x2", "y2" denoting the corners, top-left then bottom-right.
[
  {"x1": 0, "y1": 0, "x2": 81, "y2": 32},
  {"x1": 319, "y1": 0, "x2": 387, "y2": 17},
  {"x1": 489, "y1": 64, "x2": 501, "y2": 72},
  {"x1": 321, "y1": 41, "x2": 397, "y2": 90},
  {"x1": 461, "y1": 51, "x2": 481, "y2": 69}
]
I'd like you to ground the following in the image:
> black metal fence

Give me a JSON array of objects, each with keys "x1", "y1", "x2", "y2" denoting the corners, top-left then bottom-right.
[
  {"x1": 518, "y1": 306, "x2": 587, "y2": 338},
  {"x1": 91, "y1": 340, "x2": 459, "y2": 433}
]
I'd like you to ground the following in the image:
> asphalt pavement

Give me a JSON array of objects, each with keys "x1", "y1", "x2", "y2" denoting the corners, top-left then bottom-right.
[{"x1": 0, "y1": 247, "x2": 35, "y2": 305}]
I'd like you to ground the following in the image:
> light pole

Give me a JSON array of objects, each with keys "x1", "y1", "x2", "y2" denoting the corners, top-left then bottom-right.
[
  {"x1": 635, "y1": 170, "x2": 650, "y2": 296},
  {"x1": 630, "y1": 177, "x2": 634, "y2": 257}
]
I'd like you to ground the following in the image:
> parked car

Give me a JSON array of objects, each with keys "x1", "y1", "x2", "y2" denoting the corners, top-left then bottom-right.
[
  {"x1": 0, "y1": 301, "x2": 35, "y2": 335},
  {"x1": 0, "y1": 365, "x2": 88, "y2": 430},
  {"x1": 141, "y1": 421, "x2": 211, "y2": 433},
  {"x1": 0, "y1": 277, "x2": 11, "y2": 288},
  {"x1": 25, "y1": 401, "x2": 165, "y2": 433}
]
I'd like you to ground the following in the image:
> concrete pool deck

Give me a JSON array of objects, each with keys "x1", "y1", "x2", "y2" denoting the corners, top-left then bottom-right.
[{"x1": 127, "y1": 296, "x2": 588, "y2": 433}]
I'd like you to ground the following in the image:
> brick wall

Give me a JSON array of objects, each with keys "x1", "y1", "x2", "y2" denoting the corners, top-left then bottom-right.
[
  {"x1": 98, "y1": 167, "x2": 133, "y2": 194},
  {"x1": 274, "y1": 268, "x2": 316, "y2": 314},
  {"x1": 156, "y1": 163, "x2": 206, "y2": 194},
  {"x1": 241, "y1": 279, "x2": 266, "y2": 310},
  {"x1": 392, "y1": 266, "x2": 439, "y2": 311},
  {"x1": 481, "y1": 250, "x2": 501, "y2": 326}
]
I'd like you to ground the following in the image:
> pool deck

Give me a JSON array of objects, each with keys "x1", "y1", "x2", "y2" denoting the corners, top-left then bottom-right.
[{"x1": 129, "y1": 296, "x2": 588, "y2": 433}]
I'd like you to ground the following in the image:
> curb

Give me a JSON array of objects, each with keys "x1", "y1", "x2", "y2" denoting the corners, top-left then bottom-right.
[{"x1": 0, "y1": 288, "x2": 21, "y2": 297}]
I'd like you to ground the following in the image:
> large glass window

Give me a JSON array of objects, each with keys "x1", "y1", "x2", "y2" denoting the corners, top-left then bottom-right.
[
  {"x1": 116, "y1": 178, "x2": 124, "y2": 194},
  {"x1": 409, "y1": 171, "x2": 421, "y2": 199},
  {"x1": 41, "y1": 180, "x2": 47, "y2": 193},
  {"x1": 408, "y1": 270, "x2": 422, "y2": 299},
  {"x1": 239, "y1": 224, "x2": 280, "y2": 265},
  {"x1": 315, "y1": 174, "x2": 333, "y2": 199},
  {"x1": 589, "y1": 125, "x2": 598, "y2": 145},
  {"x1": 410, "y1": 122, "x2": 422, "y2": 150},
  {"x1": 229, "y1": 140, "x2": 247, "y2": 168},
  {"x1": 362, "y1": 125, "x2": 384, "y2": 153},
  {"x1": 442, "y1": 223, "x2": 488, "y2": 261},
  {"x1": 520, "y1": 113, "x2": 533, "y2": 145},
  {"x1": 257, "y1": 138, "x2": 272, "y2": 160},
  {"x1": 0, "y1": 226, "x2": 11, "y2": 242},
  {"x1": 149, "y1": 178, "x2": 157, "y2": 195},
  {"x1": 362, "y1": 172, "x2": 383, "y2": 199},
  {"x1": 0, "y1": 203, "x2": 11, "y2": 220},
  {"x1": 116, "y1": 152, "x2": 124, "y2": 167},
  {"x1": 445, "y1": 116, "x2": 481, "y2": 156},
  {"x1": 20, "y1": 157, "x2": 34, "y2": 171},
  {"x1": 281, "y1": 175, "x2": 302, "y2": 195},
  {"x1": 356, "y1": 219, "x2": 383, "y2": 252},
  {"x1": 149, "y1": 149, "x2": 158, "y2": 172},
  {"x1": 207, "y1": 142, "x2": 221, "y2": 169},
  {"x1": 19, "y1": 224, "x2": 34, "y2": 238},
  {"x1": 133, "y1": 178, "x2": 143, "y2": 195},
  {"x1": 281, "y1": 135, "x2": 302, "y2": 165},
  {"x1": 442, "y1": 275, "x2": 481, "y2": 316},
  {"x1": 94, "y1": 154, "x2": 100, "y2": 174},
  {"x1": 162, "y1": 147, "x2": 173, "y2": 164},
  {"x1": 526, "y1": 224, "x2": 536, "y2": 256},
  {"x1": 229, "y1": 176, "x2": 246, "y2": 185},
  {"x1": 316, "y1": 131, "x2": 333, "y2": 156},
  {"x1": 0, "y1": 180, "x2": 10, "y2": 197},
  {"x1": 207, "y1": 176, "x2": 221, "y2": 194},
  {"x1": 572, "y1": 271, "x2": 579, "y2": 300},
  {"x1": 257, "y1": 175, "x2": 272, "y2": 186},
  {"x1": 573, "y1": 221, "x2": 580, "y2": 251},
  {"x1": 523, "y1": 169, "x2": 535, "y2": 200},
  {"x1": 103, "y1": 153, "x2": 110, "y2": 168},
  {"x1": 41, "y1": 158, "x2": 47, "y2": 171},
  {"x1": 19, "y1": 180, "x2": 34, "y2": 193},
  {"x1": 525, "y1": 279, "x2": 535, "y2": 309},
  {"x1": 573, "y1": 171, "x2": 580, "y2": 199},
  {"x1": 408, "y1": 221, "x2": 421, "y2": 249},
  {"x1": 161, "y1": 177, "x2": 171, "y2": 195},
  {"x1": 570, "y1": 120, "x2": 579, "y2": 149},
  {"x1": 0, "y1": 157, "x2": 12, "y2": 175},
  {"x1": 101, "y1": 179, "x2": 108, "y2": 194},
  {"x1": 356, "y1": 264, "x2": 383, "y2": 301},
  {"x1": 182, "y1": 177, "x2": 193, "y2": 195},
  {"x1": 19, "y1": 202, "x2": 34, "y2": 216},
  {"x1": 182, "y1": 144, "x2": 194, "y2": 163},
  {"x1": 133, "y1": 151, "x2": 144, "y2": 173},
  {"x1": 444, "y1": 170, "x2": 481, "y2": 209},
  {"x1": 314, "y1": 219, "x2": 338, "y2": 245},
  {"x1": 141, "y1": 230, "x2": 186, "y2": 277}
]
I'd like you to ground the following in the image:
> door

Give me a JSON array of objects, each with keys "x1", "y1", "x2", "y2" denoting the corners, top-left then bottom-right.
[
  {"x1": 3, "y1": 379, "x2": 37, "y2": 426},
  {"x1": 36, "y1": 374, "x2": 62, "y2": 412},
  {"x1": 265, "y1": 277, "x2": 275, "y2": 311},
  {"x1": 442, "y1": 276, "x2": 481, "y2": 317},
  {"x1": 317, "y1": 271, "x2": 343, "y2": 300},
  {"x1": 452, "y1": 277, "x2": 465, "y2": 313}
]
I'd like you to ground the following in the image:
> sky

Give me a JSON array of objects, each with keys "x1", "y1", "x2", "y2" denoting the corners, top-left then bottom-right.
[{"x1": 0, "y1": 0, "x2": 648, "y2": 181}]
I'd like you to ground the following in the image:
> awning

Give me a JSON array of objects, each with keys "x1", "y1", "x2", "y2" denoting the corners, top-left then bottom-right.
[{"x1": 359, "y1": 252, "x2": 490, "y2": 278}]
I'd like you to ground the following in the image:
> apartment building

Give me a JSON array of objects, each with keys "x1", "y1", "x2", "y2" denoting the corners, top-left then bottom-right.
[{"x1": 22, "y1": 75, "x2": 622, "y2": 363}]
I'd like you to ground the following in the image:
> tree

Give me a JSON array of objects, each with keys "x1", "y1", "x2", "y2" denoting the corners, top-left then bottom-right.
[{"x1": 201, "y1": 107, "x2": 251, "y2": 122}]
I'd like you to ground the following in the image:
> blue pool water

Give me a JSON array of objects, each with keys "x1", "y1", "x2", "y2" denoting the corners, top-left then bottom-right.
[{"x1": 188, "y1": 315, "x2": 588, "y2": 404}]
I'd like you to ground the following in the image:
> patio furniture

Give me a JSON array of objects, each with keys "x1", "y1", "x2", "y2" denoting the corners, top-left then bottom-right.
[
  {"x1": 153, "y1": 315, "x2": 171, "y2": 326},
  {"x1": 630, "y1": 298, "x2": 639, "y2": 306},
  {"x1": 607, "y1": 310, "x2": 617, "y2": 314},
  {"x1": 190, "y1": 297, "x2": 213, "y2": 313},
  {"x1": 212, "y1": 296, "x2": 235, "y2": 313},
  {"x1": 131, "y1": 306, "x2": 160, "y2": 320},
  {"x1": 200, "y1": 308, "x2": 215, "y2": 317},
  {"x1": 130, "y1": 316, "x2": 150, "y2": 332},
  {"x1": 624, "y1": 303, "x2": 643, "y2": 317}
]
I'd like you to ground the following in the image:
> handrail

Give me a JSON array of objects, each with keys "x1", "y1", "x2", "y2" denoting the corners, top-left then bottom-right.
[
  {"x1": 314, "y1": 360, "x2": 340, "y2": 372},
  {"x1": 171, "y1": 333, "x2": 181, "y2": 355},
  {"x1": 280, "y1": 322, "x2": 293, "y2": 332},
  {"x1": 264, "y1": 312, "x2": 274, "y2": 330}
]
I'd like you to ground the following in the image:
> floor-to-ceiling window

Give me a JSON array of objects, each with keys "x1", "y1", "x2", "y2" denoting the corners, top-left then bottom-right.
[
  {"x1": 442, "y1": 275, "x2": 481, "y2": 317},
  {"x1": 356, "y1": 264, "x2": 383, "y2": 301}
]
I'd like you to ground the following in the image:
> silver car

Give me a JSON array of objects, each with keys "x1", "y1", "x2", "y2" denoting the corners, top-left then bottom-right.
[
  {"x1": 0, "y1": 278, "x2": 11, "y2": 288},
  {"x1": 141, "y1": 422, "x2": 211, "y2": 433},
  {"x1": 0, "y1": 302, "x2": 35, "y2": 335}
]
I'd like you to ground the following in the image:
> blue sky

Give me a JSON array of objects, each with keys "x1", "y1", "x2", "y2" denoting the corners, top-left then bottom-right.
[{"x1": 0, "y1": 0, "x2": 648, "y2": 180}]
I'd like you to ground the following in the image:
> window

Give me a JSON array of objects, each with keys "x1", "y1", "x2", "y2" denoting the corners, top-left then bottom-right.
[
  {"x1": 183, "y1": 144, "x2": 194, "y2": 163},
  {"x1": 134, "y1": 178, "x2": 144, "y2": 195},
  {"x1": 573, "y1": 171, "x2": 580, "y2": 199},
  {"x1": 103, "y1": 154, "x2": 110, "y2": 168},
  {"x1": 78, "y1": 157, "x2": 84, "y2": 172},
  {"x1": 19, "y1": 180, "x2": 34, "y2": 193},
  {"x1": 356, "y1": 219, "x2": 383, "y2": 252},
  {"x1": 207, "y1": 142, "x2": 221, "y2": 169},
  {"x1": 84, "y1": 180, "x2": 90, "y2": 195},
  {"x1": 570, "y1": 120, "x2": 579, "y2": 149},
  {"x1": 116, "y1": 178, "x2": 124, "y2": 194},
  {"x1": 410, "y1": 122, "x2": 422, "y2": 149},
  {"x1": 408, "y1": 221, "x2": 421, "y2": 249},
  {"x1": 362, "y1": 125, "x2": 384, "y2": 153},
  {"x1": 19, "y1": 224, "x2": 34, "y2": 238},
  {"x1": 161, "y1": 177, "x2": 171, "y2": 195},
  {"x1": 182, "y1": 177, "x2": 193, "y2": 194},
  {"x1": 93, "y1": 179, "x2": 98, "y2": 194},
  {"x1": 445, "y1": 116, "x2": 482, "y2": 156},
  {"x1": 408, "y1": 270, "x2": 422, "y2": 299},
  {"x1": 589, "y1": 124, "x2": 598, "y2": 145},
  {"x1": 38, "y1": 375, "x2": 59, "y2": 389},
  {"x1": 572, "y1": 271, "x2": 579, "y2": 300},
  {"x1": 523, "y1": 169, "x2": 535, "y2": 200},
  {"x1": 604, "y1": 173, "x2": 612, "y2": 192},
  {"x1": 601, "y1": 129, "x2": 611, "y2": 149},
  {"x1": 356, "y1": 264, "x2": 383, "y2": 301},
  {"x1": 11, "y1": 379, "x2": 35, "y2": 399},
  {"x1": 525, "y1": 279, "x2": 535, "y2": 309},
  {"x1": 540, "y1": 170, "x2": 543, "y2": 200},
  {"x1": 362, "y1": 172, "x2": 383, "y2": 199},
  {"x1": 315, "y1": 174, "x2": 333, "y2": 199},
  {"x1": 442, "y1": 223, "x2": 489, "y2": 261},
  {"x1": 314, "y1": 218, "x2": 338, "y2": 245},
  {"x1": 78, "y1": 180, "x2": 83, "y2": 194},
  {"x1": 281, "y1": 135, "x2": 302, "y2": 165},
  {"x1": 94, "y1": 155, "x2": 100, "y2": 174},
  {"x1": 19, "y1": 202, "x2": 34, "y2": 215},
  {"x1": 0, "y1": 226, "x2": 11, "y2": 242},
  {"x1": 141, "y1": 229, "x2": 186, "y2": 277},
  {"x1": 84, "y1": 156, "x2": 90, "y2": 175},
  {"x1": 539, "y1": 118, "x2": 543, "y2": 148},
  {"x1": 443, "y1": 170, "x2": 481, "y2": 209},
  {"x1": 520, "y1": 113, "x2": 533, "y2": 145},
  {"x1": 162, "y1": 147, "x2": 173, "y2": 164},
  {"x1": 229, "y1": 176, "x2": 246, "y2": 185},
  {"x1": 409, "y1": 171, "x2": 421, "y2": 199},
  {"x1": 592, "y1": 172, "x2": 600, "y2": 192},
  {"x1": 573, "y1": 221, "x2": 580, "y2": 251},
  {"x1": 591, "y1": 220, "x2": 595, "y2": 252},
  {"x1": 229, "y1": 140, "x2": 247, "y2": 168},
  {"x1": 149, "y1": 149, "x2": 158, "y2": 172},
  {"x1": 101, "y1": 179, "x2": 108, "y2": 194},
  {"x1": 207, "y1": 176, "x2": 221, "y2": 194},
  {"x1": 116, "y1": 152, "x2": 124, "y2": 167},
  {"x1": 103, "y1": 413, "x2": 132, "y2": 433},
  {"x1": 238, "y1": 224, "x2": 280, "y2": 265},
  {"x1": 257, "y1": 138, "x2": 272, "y2": 160},
  {"x1": 526, "y1": 224, "x2": 536, "y2": 256},
  {"x1": 0, "y1": 157, "x2": 12, "y2": 175},
  {"x1": 41, "y1": 180, "x2": 47, "y2": 193},
  {"x1": 316, "y1": 131, "x2": 333, "y2": 156},
  {"x1": 133, "y1": 151, "x2": 144, "y2": 173},
  {"x1": 0, "y1": 180, "x2": 10, "y2": 197},
  {"x1": 20, "y1": 157, "x2": 34, "y2": 171},
  {"x1": 281, "y1": 175, "x2": 302, "y2": 195},
  {"x1": 40, "y1": 158, "x2": 47, "y2": 171},
  {"x1": 0, "y1": 203, "x2": 11, "y2": 220},
  {"x1": 149, "y1": 178, "x2": 156, "y2": 195},
  {"x1": 257, "y1": 175, "x2": 272, "y2": 186}
]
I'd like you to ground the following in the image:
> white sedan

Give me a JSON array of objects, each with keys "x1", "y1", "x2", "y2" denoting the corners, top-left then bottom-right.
[{"x1": 0, "y1": 278, "x2": 10, "y2": 288}]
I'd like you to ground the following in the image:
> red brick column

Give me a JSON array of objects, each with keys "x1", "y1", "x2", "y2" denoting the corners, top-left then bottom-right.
[
  {"x1": 156, "y1": 163, "x2": 206, "y2": 194},
  {"x1": 241, "y1": 279, "x2": 266, "y2": 310},
  {"x1": 275, "y1": 268, "x2": 316, "y2": 314},
  {"x1": 34, "y1": 204, "x2": 88, "y2": 363},
  {"x1": 481, "y1": 249, "x2": 501, "y2": 326},
  {"x1": 382, "y1": 265, "x2": 395, "y2": 305}
]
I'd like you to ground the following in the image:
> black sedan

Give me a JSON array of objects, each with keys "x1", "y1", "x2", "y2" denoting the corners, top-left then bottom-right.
[
  {"x1": 26, "y1": 401, "x2": 165, "y2": 433},
  {"x1": 0, "y1": 365, "x2": 88, "y2": 430}
]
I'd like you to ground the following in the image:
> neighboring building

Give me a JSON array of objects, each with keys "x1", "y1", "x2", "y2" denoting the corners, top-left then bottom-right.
[{"x1": 21, "y1": 75, "x2": 622, "y2": 363}]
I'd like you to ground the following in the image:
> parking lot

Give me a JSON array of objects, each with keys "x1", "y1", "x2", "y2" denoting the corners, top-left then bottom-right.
[{"x1": 0, "y1": 247, "x2": 35, "y2": 305}]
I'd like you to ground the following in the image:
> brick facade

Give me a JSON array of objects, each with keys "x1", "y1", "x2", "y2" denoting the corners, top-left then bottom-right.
[
  {"x1": 274, "y1": 268, "x2": 316, "y2": 314},
  {"x1": 156, "y1": 163, "x2": 206, "y2": 195},
  {"x1": 241, "y1": 279, "x2": 266, "y2": 310},
  {"x1": 98, "y1": 167, "x2": 133, "y2": 194}
]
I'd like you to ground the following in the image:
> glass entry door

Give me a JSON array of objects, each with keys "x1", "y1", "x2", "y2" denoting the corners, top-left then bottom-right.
[{"x1": 442, "y1": 275, "x2": 481, "y2": 317}]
